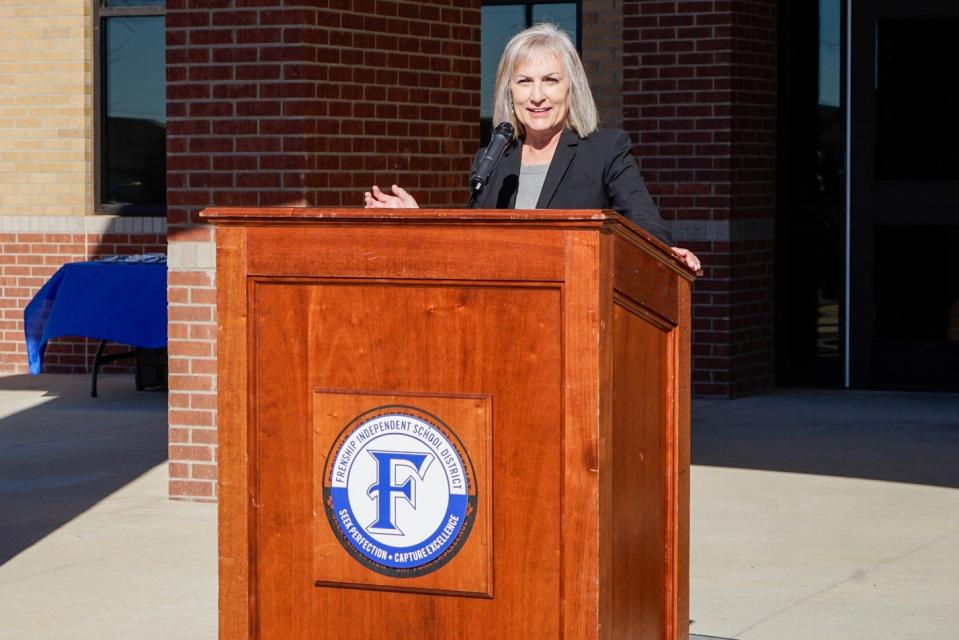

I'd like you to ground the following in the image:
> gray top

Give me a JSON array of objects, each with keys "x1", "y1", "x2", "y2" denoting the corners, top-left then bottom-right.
[{"x1": 514, "y1": 162, "x2": 550, "y2": 209}]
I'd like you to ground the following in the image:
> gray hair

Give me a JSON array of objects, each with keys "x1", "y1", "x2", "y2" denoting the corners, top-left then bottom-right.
[{"x1": 492, "y1": 23, "x2": 599, "y2": 139}]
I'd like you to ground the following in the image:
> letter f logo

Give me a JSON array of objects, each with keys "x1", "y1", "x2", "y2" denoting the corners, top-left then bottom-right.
[{"x1": 366, "y1": 450, "x2": 433, "y2": 535}]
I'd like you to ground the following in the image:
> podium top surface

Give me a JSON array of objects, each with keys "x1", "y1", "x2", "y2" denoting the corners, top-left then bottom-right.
[{"x1": 202, "y1": 207, "x2": 619, "y2": 226}]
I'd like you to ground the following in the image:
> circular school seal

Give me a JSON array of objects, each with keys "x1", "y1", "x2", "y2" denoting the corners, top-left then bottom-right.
[{"x1": 322, "y1": 406, "x2": 477, "y2": 577}]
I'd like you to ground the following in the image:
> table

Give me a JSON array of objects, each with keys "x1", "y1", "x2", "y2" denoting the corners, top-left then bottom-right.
[{"x1": 24, "y1": 261, "x2": 167, "y2": 396}]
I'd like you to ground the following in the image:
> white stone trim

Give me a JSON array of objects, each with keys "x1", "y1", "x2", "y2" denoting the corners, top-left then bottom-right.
[
  {"x1": 0, "y1": 216, "x2": 167, "y2": 234},
  {"x1": 168, "y1": 240, "x2": 216, "y2": 271}
]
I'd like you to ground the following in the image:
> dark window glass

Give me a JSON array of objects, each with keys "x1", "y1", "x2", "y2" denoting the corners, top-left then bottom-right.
[
  {"x1": 775, "y1": 0, "x2": 844, "y2": 386},
  {"x1": 875, "y1": 19, "x2": 959, "y2": 180},
  {"x1": 871, "y1": 225, "x2": 959, "y2": 388},
  {"x1": 479, "y1": 2, "x2": 580, "y2": 142},
  {"x1": 481, "y1": 5, "x2": 526, "y2": 129},
  {"x1": 102, "y1": 15, "x2": 166, "y2": 212},
  {"x1": 874, "y1": 226, "x2": 959, "y2": 341},
  {"x1": 531, "y1": 3, "x2": 577, "y2": 37},
  {"x1": 818, "y1": 0, "x2": 840, "y2": 108}
]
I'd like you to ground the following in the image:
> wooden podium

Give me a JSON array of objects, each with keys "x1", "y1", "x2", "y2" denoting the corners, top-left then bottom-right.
[{"x1": 203, "y1": 208, "x2": 694, "y2": 640}]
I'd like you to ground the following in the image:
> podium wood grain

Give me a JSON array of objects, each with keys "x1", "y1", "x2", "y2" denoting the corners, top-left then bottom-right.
[{"x1": 206, "y1": 208, "x2": 694, "y2": 640}]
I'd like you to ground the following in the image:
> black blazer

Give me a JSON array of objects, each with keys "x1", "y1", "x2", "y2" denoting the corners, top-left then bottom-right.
[{"x1": 473, "y1": 128, "x2": 673, "y2": 245}]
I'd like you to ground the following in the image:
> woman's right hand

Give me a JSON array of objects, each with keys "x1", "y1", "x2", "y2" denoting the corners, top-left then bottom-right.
[{"x1": 364, "y1": 185, "x2": 419, "y2": 208}]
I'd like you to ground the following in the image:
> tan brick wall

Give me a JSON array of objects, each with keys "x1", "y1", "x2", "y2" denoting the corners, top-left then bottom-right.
[
  {"x1": 582, "y1": 0, "x2": 623, "y2": 130},
  {"x1": 0, "y1": 0, "x2": 93, "y2": 216}
]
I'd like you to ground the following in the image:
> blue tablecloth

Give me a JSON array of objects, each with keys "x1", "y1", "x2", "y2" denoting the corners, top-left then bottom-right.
[{"x1": 24, "y1": 262, "x2": 167, "y2": 375}]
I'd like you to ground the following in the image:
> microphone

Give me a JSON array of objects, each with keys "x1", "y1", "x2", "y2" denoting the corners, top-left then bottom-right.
[{"x1": 468, "y1": 122, "x2": 514, "y2": 201}]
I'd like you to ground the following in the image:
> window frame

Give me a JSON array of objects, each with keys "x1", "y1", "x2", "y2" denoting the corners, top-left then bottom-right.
[{"x1": 93, "y1": 1, "x2": 167, "y2": 216}]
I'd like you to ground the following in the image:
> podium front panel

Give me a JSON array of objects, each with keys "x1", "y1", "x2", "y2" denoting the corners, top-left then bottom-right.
[{"x1": 250, "y1": 279, "x2": 563, "y2": 637}]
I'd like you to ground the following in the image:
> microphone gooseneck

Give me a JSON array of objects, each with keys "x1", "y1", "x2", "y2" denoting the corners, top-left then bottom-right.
[{"x1": 466, "y1": 122, "x2": 514, "y2": 208}]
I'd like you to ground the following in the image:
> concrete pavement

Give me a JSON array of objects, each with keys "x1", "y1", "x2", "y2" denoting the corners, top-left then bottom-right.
[
  {"x1": 0, "y1": 374, "x2": 215, "y2": 640},
  {"x1": 0, "y1": 374, "x2": 956, "y2": 639},
  {"x1": 690, "y1": 390, "x2": 959, "y2": 640}
]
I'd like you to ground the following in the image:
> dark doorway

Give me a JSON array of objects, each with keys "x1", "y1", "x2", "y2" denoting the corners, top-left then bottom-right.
[
  {"x1": 850, "y1": 0, "x2": 959, "y2": 389},
  {"x1": 778, "y1": 0, "x2": 959, "y2": 390},
  {"x1": 775, "y1": 0, "x2": 844, "y2": 387}
]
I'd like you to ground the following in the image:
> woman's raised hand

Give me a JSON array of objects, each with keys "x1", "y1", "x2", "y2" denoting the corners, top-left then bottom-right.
[{"x1": 363, "y1": 185, "x2": 419, "y2": 208}]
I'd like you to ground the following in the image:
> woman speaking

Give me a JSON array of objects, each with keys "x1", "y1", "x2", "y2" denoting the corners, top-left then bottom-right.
[{"x1": 364, "y1": 23, "x2": 701, "y2": 272}]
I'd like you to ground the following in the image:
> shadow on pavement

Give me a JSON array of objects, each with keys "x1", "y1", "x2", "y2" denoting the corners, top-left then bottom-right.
[
  {"x1": 692, "y1": 389, "x2": 959, "y2": 489},
  {"x1": 0, "y1": 374, "x2": 167, "y2": 566}
]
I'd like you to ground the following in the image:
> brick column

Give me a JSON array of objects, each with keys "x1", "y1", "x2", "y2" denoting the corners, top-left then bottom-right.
[
  {"x1": 581, "y1": 0, "x2": 624, "y2": 130},
  {"x1": 165, "y1": 1, "x2": 480, "y2": 501},
  {"x1": 622, "y1": 0, "x2": 776, "y2": 396}
]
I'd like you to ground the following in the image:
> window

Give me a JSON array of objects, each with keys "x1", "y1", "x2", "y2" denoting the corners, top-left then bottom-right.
[
  {"x1": 875, "y1": 18, "x2": 959, "y2": 180},
  {"x1": 94, "y1": 1, "x2": 166, "y2": 215},
  {"x1": 775, "y1": 0, "x2": 843, "y2": 385},
  {"x1": 480, "y1": 2, "x2": 580, "y2": 142}
]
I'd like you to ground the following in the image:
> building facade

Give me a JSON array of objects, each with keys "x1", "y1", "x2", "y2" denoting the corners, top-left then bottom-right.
[{"x1": 1, "y1": 1, "x2": 955, "y2": 501}]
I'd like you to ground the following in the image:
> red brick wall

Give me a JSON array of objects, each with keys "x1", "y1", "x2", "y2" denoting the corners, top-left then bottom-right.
[
  {"x1": 728, "y1": 2, "x2": 777, "y2": 395},
  {"x1": 165, "y1": 1, "x2": 481, "y2": 501},
  {"x1": 582, "y1": 0, "x2": 624, "y2": 130},
  {"x1": 622, "y1": 0, "x2": 777, "y2": 396},
  {"x1": 0, "y1": 220, "x2": 165, "y2": 375}
]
